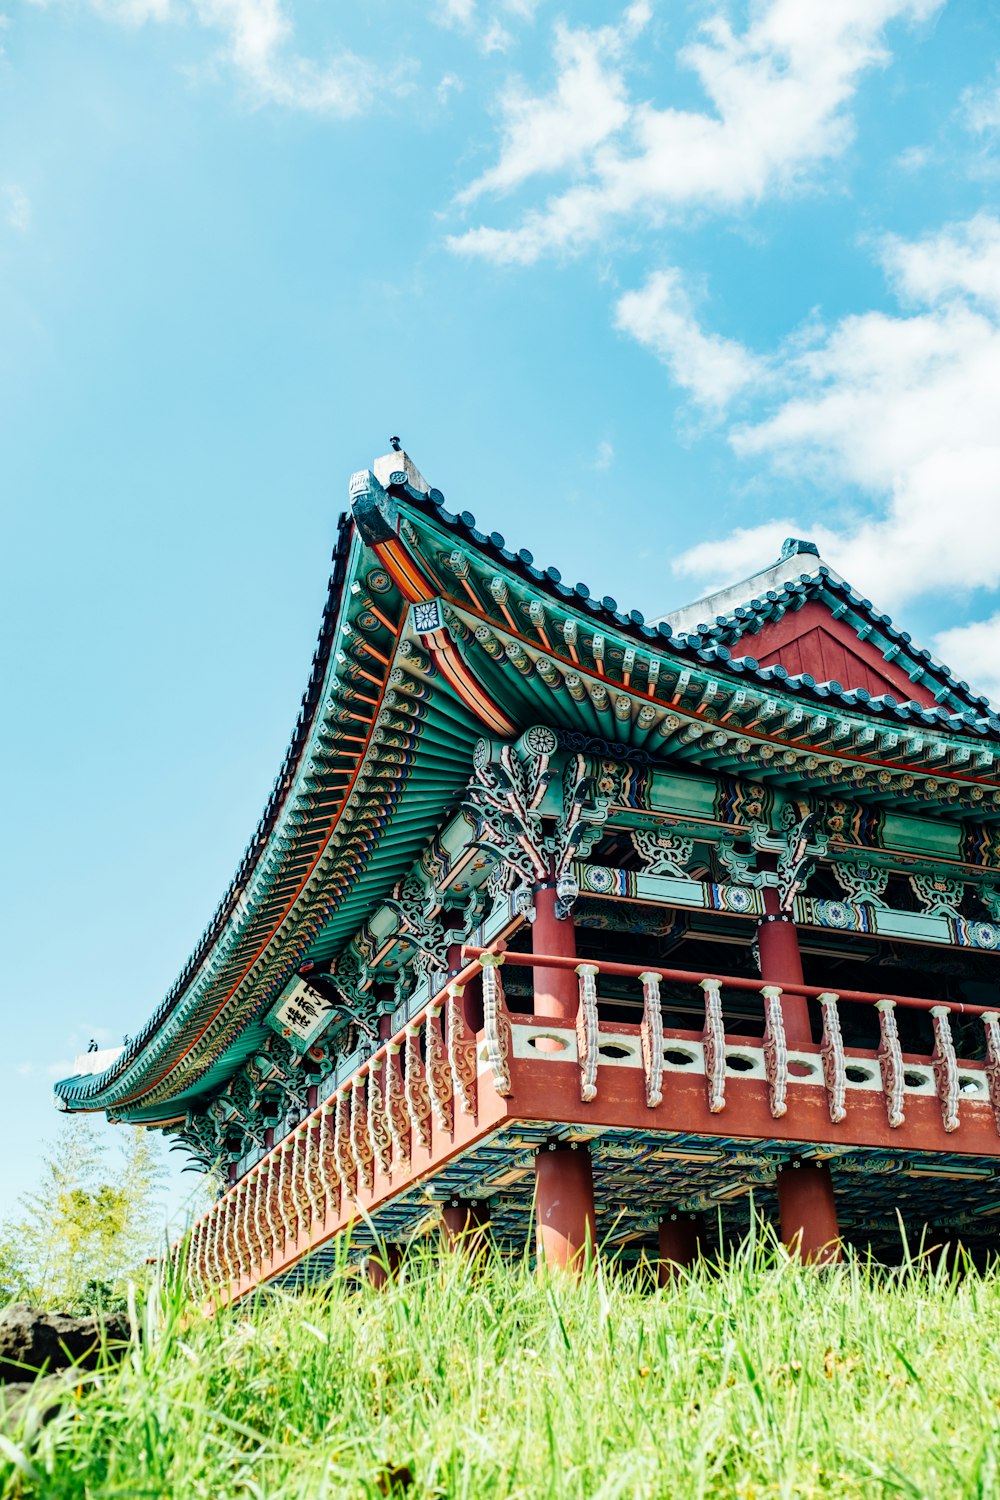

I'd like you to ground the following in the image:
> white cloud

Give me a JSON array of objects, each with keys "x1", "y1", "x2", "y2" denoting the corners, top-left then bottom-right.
[
  {"x1": 962, "y1": 67, "x2": 1000, "y2": 134},
  {"x1": 458, "y1": 15, "x2": 640, "y2": 204},
  {"x1": 28, "y1": 0, "x2": 379, "y2": 115},
  {"x1": 449, "y1": 0, "x2": 940, "y2": 264},
  {"x1": 193, "y1": 0, "x2": 377, "y2": 115},
  {"x1": 651, "y1": 215, "x2": 1000, "y2": 620},
  {"x1": 434, "y1": 0, "x2": 542, "y2": 55},
  {"x1": 615, "y1": 268, "x2": 763, "y2": 408},
  {"x1": 436, "y1": 71, "x2": 463, "y2": 105},
  {"x1": 881, "y1": 212, "x2": 1000, "y2": 311},
  {"x1": 4, "y1": 184, "x2": 31, "y2": 231},
  {"x1": 933, "y1": 615, "x2": 1000, "y2": 705},
  {"x1": 593, "y1": 439, "x2": 615, "y2": 471}
]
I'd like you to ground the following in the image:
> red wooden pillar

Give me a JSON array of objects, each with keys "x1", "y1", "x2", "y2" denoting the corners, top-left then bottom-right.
[
  {"x1": 776, "y1": 1159, "x2": 840, "y2": 1264},
  {"x1": 657, "y1": 1211, "x2": 705, "y2": 1283},
  {"x1": 531, "y1": 885, "x2": 598, "y2": 1272},
  {"x1": 532, "y1": 884, "x2": 579, "y2": 1021},
  {"x1": 536, "y1": 1144, "x2": 597, "y2": 1273},
  {"x1": 366, "y1": 1243, "x2": 403, "y2": 1287},
  {"x1": 758, "y1": 886, "x2": 812, "y2": 1045},
  {"x1": 757, "y1": 882, "x2": 839, "y2": 1258},
  {"x1": 441, "y1": 1196, "x2": 490, "y2": 1250}
]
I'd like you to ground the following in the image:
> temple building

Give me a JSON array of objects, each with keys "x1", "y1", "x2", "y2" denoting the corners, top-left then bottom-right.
[{"x1": 55, "y1": 448, "x2": 1000, "y2": 1295}]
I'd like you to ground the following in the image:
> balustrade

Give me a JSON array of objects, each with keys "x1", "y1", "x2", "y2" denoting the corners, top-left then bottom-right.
[{"x1": 176, "y1": 947, "x2": 1000, "y2": 1298}]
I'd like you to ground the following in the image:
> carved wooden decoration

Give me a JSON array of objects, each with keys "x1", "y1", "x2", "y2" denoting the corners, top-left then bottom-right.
[
  {"x1": 876, "y1": 999, "x2": 905, "y2": 1128},
  {"x1": 930, "y1": 1005, "x2": 960, "y2": 1133},
  {"x1": 701, "y1": 978, "x2": 727, "y2": 1114},
  {"x1": 317, "y1": 1104, "x2": 340, "y2": 1219},
  {"x1": 761, "y1": 985, "x2": 788, "y2": 1119},
  {"x1": 350, "y1": 1075, "x2": 375, "y2": 1190},
  {"x1": 982, "y1": 1011, "x2": 1000, "y2": 1137},
  {"x1": 334, "y1": 1090, "x2": 356, "y2": 1200},
  {"x1": 818, "y1": 992, "x2": 847, "y2": 1124},
  {"x1": 426, "y1": 1003, "x2": 454, "y2": 1133},
  {"x1": 384, "y1": 1040, "x2": 411, "y2": 1167},
  {"x1": 447, "y1": 983, "x2": 478, "y2": 1118},
  {"x1": 639, "y1": 970, "x2": 664, "y2": 1108},
  {"x1": 404, "y1": 1022, "x2": 433, "y2": 1149},
  {"x1": 366, "y1": 1057, "x2": 393, "y2": 1175},
  {"x1": 576, "y1": 962, "x2": 600, "y2": 1102},
  {"x1": 480, "y1": 954, "x2": 512, "y2": 1097}
]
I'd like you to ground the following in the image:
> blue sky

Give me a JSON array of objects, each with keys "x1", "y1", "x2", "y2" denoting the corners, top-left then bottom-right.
[{"x1": 2, "y1": 0, "x2": 999, "y2": 1224}]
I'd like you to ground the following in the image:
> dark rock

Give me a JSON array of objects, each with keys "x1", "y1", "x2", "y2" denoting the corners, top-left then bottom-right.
[
  {"x1": 0, "y1": 1303, "x2": 129, "y2": 1384},
  {"x1": 0, "y1": 1373, "x2": 71, "y2": 1435}
]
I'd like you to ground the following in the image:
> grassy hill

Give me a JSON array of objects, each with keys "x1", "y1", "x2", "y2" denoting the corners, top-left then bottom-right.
[{"x1": 2, "y1": 1233, "x2": 998, "y2": 1498}]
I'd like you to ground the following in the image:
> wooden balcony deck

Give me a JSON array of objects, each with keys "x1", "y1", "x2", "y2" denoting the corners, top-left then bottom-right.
[{"x1": 177, "y1": 952, "x2": 1000, "y2": 1302}]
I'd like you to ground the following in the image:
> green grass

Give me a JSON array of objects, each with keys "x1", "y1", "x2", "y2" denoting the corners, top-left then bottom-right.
[{"x1": 2, "y1": 1231, "x2": 999, "y2": 1499}]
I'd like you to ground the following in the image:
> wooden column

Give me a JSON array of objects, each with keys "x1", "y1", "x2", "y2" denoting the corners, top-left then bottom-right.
[
  {"x1": 532, "y1": 888, "x2": 598, "y2": 1272},
  {"x1": 532, "y1": 883, "x2": 579, "y2": 1021},
  {"x1": 758, "y1": 885, "x2": 812, "y2": 1045},
  {"x1": 536, "y1": 1143, "x2": 597, "y2": 1273},
  {"x1": 441, "y1": 1196, "x2": 490, "y2": 1250},
  {"x1": 776, "y1": 1159, "x2": 840, "y2": 1264},
  {"x1": 757, "y1": 880, "x2": 839, "y2": 1258},
  {"x1": 657, "y1": 1211, "x2": 705, "y2": 1283},
  {"x1": 366, "y1": 1243, "x2": 403, "y2": 1288}
]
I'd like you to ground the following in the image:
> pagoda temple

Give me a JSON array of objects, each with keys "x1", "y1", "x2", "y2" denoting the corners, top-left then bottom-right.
[{"x1": 55, "y1": 448, "x2": 1000, "y2": 1297}]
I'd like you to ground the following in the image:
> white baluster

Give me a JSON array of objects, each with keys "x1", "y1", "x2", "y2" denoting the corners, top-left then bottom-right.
[
  {"x1": 876, "y1": 999, "x2": 905, "y2": 1128},
  {"x1": 576, "y1": 962, "x2": 600, "y2": 1103},
  {"x1": 404, "y1": 1023, "x2": 433, "y2": 1148},
  {"x1": 639, "y1": 971, "x2": 663, "y2": 1108},
  {"x1": 818, "y1": 993, "x2": 846, "y2": 1124},
  {"x1": 761, "y1": 985, "x2": 788, "y2": 1119},
  {"x1": 930, "y1": 1005, "x2": 960, "y2": 1133},
  {"x1": 317, "y1": 1104, "x2": 339, "y2": 1218},
  {"x1": 982, "y1": 1011, "x2": 1000, "y2": 1137},
  {"x1": 480, "y1": 955, "x2": 512, "y2": 1096},
  {"x1": 700, "y1": 978, "x2": 726, "y2": 1113},
  {"x1": 303, "y1": 1121, "x2": 322, "y2": 1229},
  {"x1": 367, "y1": 1058, "x2": 393, "y2": 1175}
]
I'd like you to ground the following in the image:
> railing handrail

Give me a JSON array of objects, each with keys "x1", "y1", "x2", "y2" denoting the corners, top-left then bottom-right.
[
  {"x1": 181, "y1": 943, "x2": 997, "y2": 1245},
  {"x1": 461, "y1": 943, "x2": 997, "y2": 1018}
]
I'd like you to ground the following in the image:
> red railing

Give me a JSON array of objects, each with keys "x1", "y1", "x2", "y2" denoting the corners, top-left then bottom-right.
[{"x1": 175, "y1": 947, "x2": 1000, "y2": 1299}]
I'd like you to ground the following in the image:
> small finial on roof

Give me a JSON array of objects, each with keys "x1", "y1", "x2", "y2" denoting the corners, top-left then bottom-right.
[
  {"x1": 780, "y1": 537, "x2": 820, "y2": 561},
  {"x1": 390, "y1": 435, "x2": 402, "y2": 452}
]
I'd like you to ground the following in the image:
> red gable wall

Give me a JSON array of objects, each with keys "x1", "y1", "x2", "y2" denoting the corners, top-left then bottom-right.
[{"x1": 732, "y1": 600, "x2": 939, "y2": 708}]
